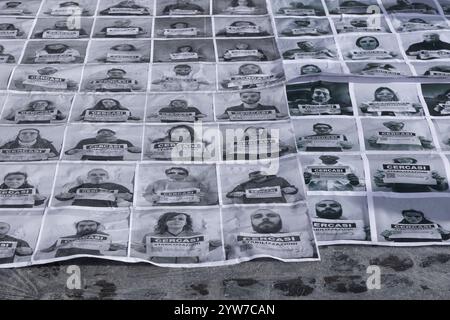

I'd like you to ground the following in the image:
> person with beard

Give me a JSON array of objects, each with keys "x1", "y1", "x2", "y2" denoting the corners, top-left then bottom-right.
[
  {"x1": 152, "y1": 64, "x2": 211, "y2": 91},
  {"x1": 282, "y1": 40, "x2": 336, "y2": 60},
  {"x1": 0, "y1": 128, "x2": 59, "y2": 161},
  {"x1": 43, "y1": 1, "x2": 91, "y2": 16},
  {"x1": 386, "y1": 0, "x2": 437, "y2": 13},
  {"x1": 312, "y1": 200, "x2": 369, "y2": 241},
  {"x1": 33, "y1": 20, "x2": 89, "y2": 39},
  {"x1": 0, "y1": 172, "x2": 46, "y2": 208},
  {"x1": 143, "y1": 167, "x2": 217, "y2": 206},
  {"x1": 162, "y1": 0, "x2": 205, "y2": 15},
  {"x1": 367, "y1": 121, "x2": 434, "y2": 150},
  {"x1": 223, "y1": 126, "x2": 294, "y2": 160},
  {"x1": 77, "y1": 98, "x2": 140, "y2": 122},
  {"x1": 216, "y1": 21, "x2": 270, "y2": 37},
  {"x1": 359, "y1": 87, "x2": 423, "y2": 116},
  {"x1": 381, "y1": 209, "x2": 450, "y2": 242},
  {"x1": 0, "y1": 22, "x2": 23, "y2": 38},
  {"x1": 147, "y1": 99, "x2": 206, "y2": 123},
  {"x1": 289, "y1": 84, "x2": 353, "y2": 116},
  {"x1": 135, "y1": 212, "x2": 221, "y2": 264},
  {"x1": 0, "y1": 44, "x2": 15, "y2": 63},
  {"x1": 85, "y1": 68, "x2": 142, "y2": 92},
  {"x1": 99, "y1": 0, "x2": 151, "y2": 15},
  {"x1": 303, "y1": 155, "x2": 363, "y2": 191},
  {"x1": 217, "y1": 91, "x2": 287, "y2": 121},
  {"x1": 249, "y1": 209, "x2": 283, "y2": 233},
  {"x1": 280, "y1": 19, "x2": 330, "y2": 37},
  {"x1": 406, "y1": 33, "x2": 450, "y2": 59},
  {"x1": 96, "y1": 19, "x2": 146, "y2": 38},
  {"x1": 226, "y1": 171, "x2": 298, "y2": 204},
  {"x1": 65, "y1": 128, "x2": 141, "y2": 161},
  {"x1": 40, "y1": 220, "x2": 125, "y2": 257},
  {"x1": 373, "y1": 157, "x2": 448, "y2": 193},
  {"x1": 222, "y1": 42, "x2": 267, "y2": 62},
  {"x1": 29, "y1": 43, "x2": 83, "y2": 64},
  {"x1": 4, "y1": 99, "x2": 66, "y2": 124},
  {"x1": 297, "y1": 123, "x2": 354, "y2": 152},
  {"x1": 54, "y1": 168, "x2": 133, "y2": 207},
  {"x1": 0, "y1": 222, "x2": 32, "y2": 264}
]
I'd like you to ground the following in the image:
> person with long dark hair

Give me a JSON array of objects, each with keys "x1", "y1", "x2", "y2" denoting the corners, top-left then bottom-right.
[
  {"x1": 0, "y1": 172, "x2": 47, "y2": 208},
  {"x1": 77, "y1": 98, "x2": 140, "y2": 122}
]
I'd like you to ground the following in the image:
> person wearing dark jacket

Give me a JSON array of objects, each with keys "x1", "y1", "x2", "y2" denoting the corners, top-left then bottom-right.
[{"x1": 0, "y1": 172, "x2": 46, "y2": 208}]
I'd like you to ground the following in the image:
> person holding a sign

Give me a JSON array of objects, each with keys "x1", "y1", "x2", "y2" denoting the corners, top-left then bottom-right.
[
  {"x1": 147, "y1": 99, "x2": 206, "y2": 123},
  {"x1": 54, "y1": 168, "x2": 133, "y2": 207},
  {"x1": 65, "y1": 128, "x2": 141, "y2": 161},
  {"x1": 398, "y1": 18, "x2": 446, "y2": 32},
  {"x1": 346, "y1": 36, "x2": 398, "y2": 60},
  {"x1": 303, "y1": 155, "x2": 364, "y2": 191},
  {"x1": 367, "y1": 121, "x2": 434, "y2": 150},
  {"x1": 97, "y1": 19, "x2": 146, "y2": 38},
  {"x1": 222, "y1": 42, "x2": 268, "y2": 62},
  {"x1": 336, "y1": 18, "x2": 385, "y2": 33},
  {"x1": 312, "y1": 199, "x2": 369, "y2": 241},
  {"x1": 41, "y1": 220, "x2": 125, "y2": 257},
  {"x1": 359, "y1": 63, "x2": 403, "y2": 76},
  {"x1": 373, "y1": 157, "x2": 448, "y2": 192},
  {"x1": 220, "y1": 63, "x2": 284, "y2": 90},
  {"x1": 152, "y1": 64, "x2": 211, "y2": 92},
  {"x1": 97, "y1": 43, "x2": 150, "y2": 63},
  {"x1": 226, "y1": 170, "x2": 298, "y2": 204},
  {"x1": 406, "y1": 33, "x2": 450, "y2": 60},
  {"x1": 217, "y1": 21, "x2": 270, "y2": 37},
  {"x1": 29, "y1": 43, "x2": 83, "y2": 64},
  {"x1": 143, "y1": 167, "x2": 216, "y2": 206},
  {"x1": 157, "y1": 21, "x2": 201, "y2": 38},
  {"x1": 223, "y1": 126, "x2": 293, "y2": 160},
  {"x1": 359, "y1": 87, "x2": 423, "y2": 116},
  {"x1": 387, "y1": 0, "x2": 437, "y2": 14},
  {"x1": 297, "y1": 123, "x2": 354, "y2": 152},
  {"x1": 280, "y1": 19, "x2": 330, "y2": 37},
  {"x1": 33, "y1": 20, "x2": 89, "y2": 39},
  {"x1": 282, "y1": 40, "x2": 336, "y2": 60},
  {"x1": 163, "y1": 45, "x2": 206, "y2": 62},
  {"x1": 0, "y1": 128, "x2": 60, "y2": 161},
  {"x1": 289, "y1": 83, "x2": 353, "y2": 116},
  {"x1": 425, "y1": 88, "x2": 450, "y2": 116},
  {"x1": 217, "y1": 91, "x2": 287, "y2": 121},
  {"x1": 146, "y1": 124, "x2": 211, "y2": 161},
  {"x1": 85, "y1": 68, "x2": 142, "y2": 92},
  {"x1": 13, "y1": 66, "x2": 79, "y2": 91},
  {"x1": 77, "y1": 98, "x2": 140, "y2": 123},
  {"x1": 332, "y1": 0, "x2": 372, "y2": 14},
  {"x1": 0, "y1": 23, "x2": 23, "y2": 39},
  {"x1": 135, "y1": 211, "x2": 221, "y2": 264},
  {"x1": 381, "y1": 209, "x2": 450, "y2": 242},
  {"x1": 0, "y1": 172, "x2": 47, "y2": 208},
  {"x1": 162, "y1": 0, "x2": 205, "y2": 15},
  {"x1": 43, "y1": 1, "x2": 91, "y2": 16},
  {"x1": 4, "y1": 99, "x2": 66, "y2": 124},
  {"x1": 0, "y1": 222, "x2": 32, "y2": 264},
  {"x1": 100, "y1": 0, "x2": 151, "y2": 15},
  {"x1": 0, "y1": 44, "x2": 15, "y2": 63},
  {"x1": 277, "y1": 1, "x2": 324, "y2": 16}
]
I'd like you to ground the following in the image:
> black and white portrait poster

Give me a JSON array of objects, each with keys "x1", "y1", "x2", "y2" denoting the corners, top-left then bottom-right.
[{"x1": 3, "y1": 0, "x2": 450, "y2": 268}]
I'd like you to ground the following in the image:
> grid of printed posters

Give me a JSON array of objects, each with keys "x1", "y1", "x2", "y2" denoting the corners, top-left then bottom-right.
[{"x1": 1, "y1": 0, "x2": 450, "y2": 268}]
